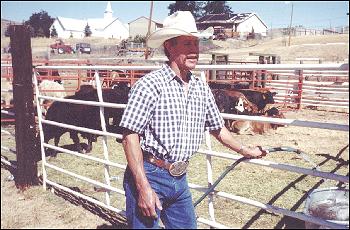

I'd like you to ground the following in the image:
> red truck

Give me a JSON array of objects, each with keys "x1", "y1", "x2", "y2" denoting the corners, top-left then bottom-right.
[{"x1": 50, "y1": 39, "x2": 74, "y2": 54}]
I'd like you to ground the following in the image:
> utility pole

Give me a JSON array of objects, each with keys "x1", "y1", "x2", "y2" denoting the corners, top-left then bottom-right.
[
  {"x1": 270, "y1": 22, "x2": 273, "y2": 39},
  {"x1": 145, "y1": 1, "x2": 154, "y2": 60},
  {"x1": 288, "y1": 2, "x2": 294, "y2": 46}
]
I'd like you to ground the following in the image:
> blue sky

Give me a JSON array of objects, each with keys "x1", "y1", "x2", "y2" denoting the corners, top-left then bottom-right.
[{"x1": 1, "y1": 1, "x2": 349, "y2": 29}]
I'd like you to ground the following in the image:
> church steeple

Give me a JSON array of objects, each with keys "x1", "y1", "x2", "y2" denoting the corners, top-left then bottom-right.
[{"x1": 104, "y1": 1, "x2": 113, "y2": 19}]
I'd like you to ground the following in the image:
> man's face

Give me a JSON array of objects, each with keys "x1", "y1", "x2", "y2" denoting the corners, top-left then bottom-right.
[{"x1": 165, "y1": 36, "x2": 199, "y2": 71}]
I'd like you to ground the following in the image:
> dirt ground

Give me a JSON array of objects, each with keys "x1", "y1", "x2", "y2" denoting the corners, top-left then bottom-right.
[
  {"x1": 1, "y1": 169, "x2": 114, "y2": 229},
  {"x1": 1, "y1": 108, "x2": 349, "y2": 229}
]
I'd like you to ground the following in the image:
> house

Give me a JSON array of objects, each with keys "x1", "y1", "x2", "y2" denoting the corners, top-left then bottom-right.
[
  {"x1": 196, "y1": 13, "x2": 267, "y2": 38},
  {"x1": 50, "y1": 1, "x2": 129, "y2": 39},
  {"x1": 128, "y1": 16, "x2": 162, "y2": 38}
]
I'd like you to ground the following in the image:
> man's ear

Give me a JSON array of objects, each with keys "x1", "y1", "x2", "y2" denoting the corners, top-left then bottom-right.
[
  {"x1": 163, "y1": 40, "x2": 170, "y2": 51},
  {"x1": 164, "y1": 40, "x2": 174, "y2": 60}
]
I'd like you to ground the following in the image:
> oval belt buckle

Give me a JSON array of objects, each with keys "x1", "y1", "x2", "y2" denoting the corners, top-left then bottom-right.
[{"x1": 169, "y1": 161, "x2": 189, "y2": 177}]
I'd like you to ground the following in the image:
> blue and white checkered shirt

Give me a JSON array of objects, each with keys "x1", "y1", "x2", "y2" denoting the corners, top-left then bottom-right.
[{"x1": 120, "y1": 64, "x2": 224, "y2": 162}]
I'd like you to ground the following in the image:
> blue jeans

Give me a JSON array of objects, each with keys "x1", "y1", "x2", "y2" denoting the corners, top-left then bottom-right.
[{"x1": 123, "y1": 161, "x2": 197, "y2": 229}]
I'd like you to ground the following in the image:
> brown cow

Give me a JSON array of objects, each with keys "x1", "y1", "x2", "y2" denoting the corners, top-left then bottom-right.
[
  {"x1": 230, "y1": 107, "x2": 285, "y2": 135},
  {"x1": 221, "y1": 89, "x2": 259, "y2": 115}
]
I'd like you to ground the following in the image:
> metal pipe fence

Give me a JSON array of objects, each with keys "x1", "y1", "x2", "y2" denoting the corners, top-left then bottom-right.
[{"x1": 27, "y1": 64, "x2": 349, "y2": 228}]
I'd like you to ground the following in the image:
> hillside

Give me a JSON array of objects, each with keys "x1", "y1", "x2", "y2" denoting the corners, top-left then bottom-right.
[
  {"x1": 1, "y1": 34, "x2": 349, "y2": 64},
  {"x1": 210, "y1": 34, "x2": 349, "y2": 63}
]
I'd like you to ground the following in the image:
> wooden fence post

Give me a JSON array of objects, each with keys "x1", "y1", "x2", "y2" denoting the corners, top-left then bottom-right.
[{"x1": 10, "y1": 25, "x2": 39, "y2": 189}]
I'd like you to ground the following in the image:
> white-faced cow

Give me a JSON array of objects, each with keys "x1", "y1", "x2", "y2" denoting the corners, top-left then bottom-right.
[{"x1": 233, "y1": 89, "x2": 277, "y2": 112}]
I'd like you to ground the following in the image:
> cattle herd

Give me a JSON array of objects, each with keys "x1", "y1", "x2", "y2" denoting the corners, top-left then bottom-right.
[
  {"x1": 210, "y1": 83, "x2": 285, "y2": 134},
  {"x1": 1, "y1": 70, "x2": 285, "y2": 155}
]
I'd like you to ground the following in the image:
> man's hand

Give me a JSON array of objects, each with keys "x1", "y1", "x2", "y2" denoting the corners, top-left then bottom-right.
[
  {"x1": 122, "y1": 129, "x2": 163, "y2": 219},
  {"x1": 138, "y1": 185, "x2": 163, "y2": 219},
  {"x1": 240, "y1": 146, "x2": 268, "y2": 159}
]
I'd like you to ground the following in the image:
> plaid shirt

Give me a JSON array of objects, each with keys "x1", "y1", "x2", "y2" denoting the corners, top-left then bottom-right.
[{"x1": 120, "y1": 64, "x2": 224, "y2": 162}]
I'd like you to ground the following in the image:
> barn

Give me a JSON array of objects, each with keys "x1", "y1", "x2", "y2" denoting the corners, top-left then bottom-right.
[
  {"x1": 128, "y1": 16, "x2": 163, "y2": 39},
  {"x1": 196, "y1": 12, "x2": 268, "y2": 38},
  {"x1": 49, "y1": 1, "x2": 129, "y2": 39}
]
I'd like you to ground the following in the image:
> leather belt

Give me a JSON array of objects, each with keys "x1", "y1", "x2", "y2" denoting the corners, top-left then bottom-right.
[{"x1": 143, "y1": 152, "x2": 189, "y2": 177}]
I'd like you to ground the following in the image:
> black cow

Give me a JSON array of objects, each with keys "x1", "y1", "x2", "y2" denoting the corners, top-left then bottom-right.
[
  {"x1": 209, "y1": 82, "x2": 232, "y2": 90},
  {"x1": 212, "y1": 89, "x2": 260, "y2": 130},
  {"x1": 233, "y1": 89, "x2": 277, "y2": 112},
  {"x1": 43, "y1": 83, "x2": 130, "y2": 154},
  {"x1": 212, "y1": 89, "x2": 232, "y2": 113},
  {"x1": 86, "y1": 64, "x2": 128, "y2": 88}
]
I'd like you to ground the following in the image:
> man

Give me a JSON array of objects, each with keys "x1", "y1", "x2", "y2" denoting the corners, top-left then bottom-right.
[{"x1": 120, "y1": 11, "x2": 266, "y2": 229}]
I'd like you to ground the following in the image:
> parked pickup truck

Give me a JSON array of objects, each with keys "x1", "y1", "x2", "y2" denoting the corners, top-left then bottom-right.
[
  {"x1": 50, "y1": 39, "x2": 74, "y2": 54},
  {"x1": 75, "y1": 43, "x2": 91, "y2": 54}
]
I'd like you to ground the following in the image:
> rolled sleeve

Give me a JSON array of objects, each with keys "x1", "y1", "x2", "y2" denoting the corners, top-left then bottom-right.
[{"x1": 205, "y1": 87, "x2": 224, "y2": 131}]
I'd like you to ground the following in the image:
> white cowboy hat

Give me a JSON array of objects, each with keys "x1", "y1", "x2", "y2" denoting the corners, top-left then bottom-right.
[{"x1": 147, "y1": 11, "x2": 213, "y2": 48}]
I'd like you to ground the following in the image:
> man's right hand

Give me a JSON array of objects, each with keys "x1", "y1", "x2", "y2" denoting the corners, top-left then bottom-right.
[
  {"x1": 138, "y1": 185, "x2": 163, "y2": 219},
  {"x1": 122, "y1": 130, "x2": 163, "y2": 219}
]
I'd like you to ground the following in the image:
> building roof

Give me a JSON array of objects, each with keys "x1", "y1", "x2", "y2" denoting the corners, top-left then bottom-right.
[
  {"x1": 128, "y1": 16, "x2": 162, "y2": 26},
  {"x1": 55, "y1": 1, "x2": 122, "y2": 32},
  {"x1": 56, "y1": 16, "x2": 127, "y2": 32},
  {"x1": 197, "y1": 13, "x2": 267, "y2": 28}
]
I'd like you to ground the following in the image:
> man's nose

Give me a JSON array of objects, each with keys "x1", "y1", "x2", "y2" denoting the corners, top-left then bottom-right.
[{"x1": 188, "y1": 45, "x2": 199, "y2": 54}]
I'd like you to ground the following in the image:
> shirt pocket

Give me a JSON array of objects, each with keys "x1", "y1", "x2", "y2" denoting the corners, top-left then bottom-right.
[{"x1": 188, "y1": 91, "x2": 206, "y2": 123}]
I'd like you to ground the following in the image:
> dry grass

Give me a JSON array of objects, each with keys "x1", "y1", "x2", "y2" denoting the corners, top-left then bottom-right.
[
  {"x1": 1, "y1": 34, "x2": 348, "y2": 63},
  {"x1": 1, "y1": 109, "x2": 349, "y2": 228},
  {"x1": 209, "y1": 34, "x2": 349, "y2": 63}
]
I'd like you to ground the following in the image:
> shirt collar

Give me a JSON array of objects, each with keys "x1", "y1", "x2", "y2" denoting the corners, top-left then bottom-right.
[{"x1": 162, "y1": 63, "x2": 200, "y2": 83}]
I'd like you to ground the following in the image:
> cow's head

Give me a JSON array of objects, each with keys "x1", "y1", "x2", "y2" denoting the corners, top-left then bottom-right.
[
  {"x1": 265, "y1": 107, "x2": 286, "y2": 129},
  {"x1": 234, "y1": 97, "x2": 245, "y2": 112},
  {"x1": 212, "y1": 90, "x2": 229, "y2": 112},
  {"x1": 263, "y1": 91, "x2": 277, "y2": 104}
]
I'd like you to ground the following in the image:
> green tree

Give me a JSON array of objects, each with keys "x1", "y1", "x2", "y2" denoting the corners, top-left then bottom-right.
[
  {"x1": 133, "y1": 35, "x2": 146, "y2": 43},
  {"x1": 202, "y1": 1, "x2": 233, "y2": 15},
  {"x1": 168, "y1": 1, "x2": 204, "y2": 19},
  {"x1": 24, "y1": 10, "x2": 55, "y2": 37},
  {"x1": 27, "y1": 25, "x2": 35, "y2": 37},
  {"x1": 84, "y1": 23, "x2": 92, "y2": 37},
  {"x1": 50, "y1": 25, "x2": 58, "y2": 38},
  {"x1": 36, "y1": 27, "x2": 46, "y2": 37}
]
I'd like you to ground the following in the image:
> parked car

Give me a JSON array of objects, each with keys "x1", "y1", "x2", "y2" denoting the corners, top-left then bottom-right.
[
  {"x1": 50, "y1": 39, "x2": 74, "y2": 54},
  {"x1": 75, "y1": 43, "x2": 91, "y2": 54}
]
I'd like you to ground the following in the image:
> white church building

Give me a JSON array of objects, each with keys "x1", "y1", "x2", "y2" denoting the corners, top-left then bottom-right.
[{"x1": 50, "y1": 2, "x2": 129, "y2": 39}]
